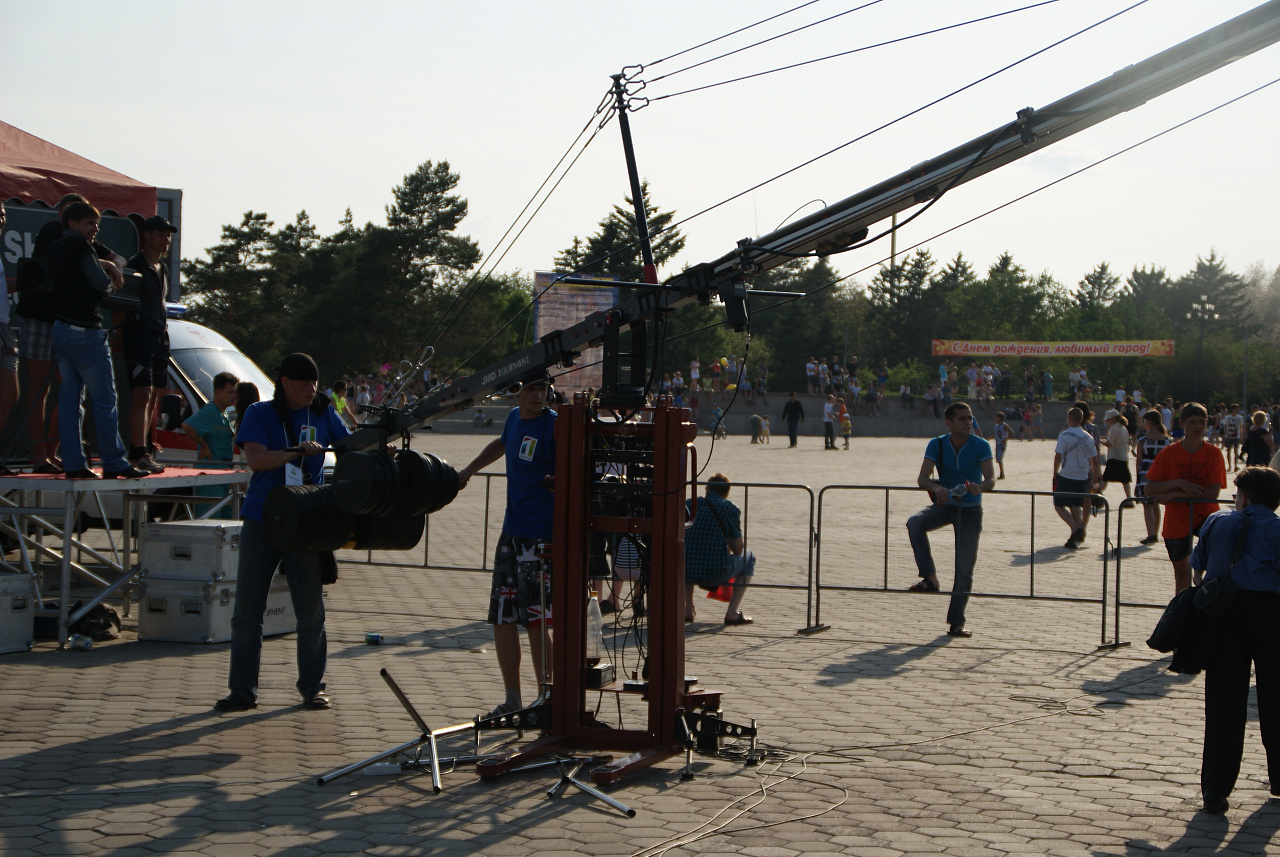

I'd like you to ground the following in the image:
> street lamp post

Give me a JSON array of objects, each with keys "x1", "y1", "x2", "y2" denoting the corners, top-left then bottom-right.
[{"x1": 1186, "y1": 295, "x2": 1218, "y2": 402}]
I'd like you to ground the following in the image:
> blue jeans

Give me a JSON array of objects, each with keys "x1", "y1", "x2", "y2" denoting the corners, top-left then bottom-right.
[
  {"x1": 228, "y1": 518, "x2": 327, "y2": 700},
  {"x1": 51, "y1": 322, "x2": 130, "y2": 473},
  {"x1": 906, "y1": 503, "x2": 983, "y2": 626}
]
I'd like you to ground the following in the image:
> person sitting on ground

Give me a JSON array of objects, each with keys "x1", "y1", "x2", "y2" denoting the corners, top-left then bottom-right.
[{"x1": 684, "y1": 473, "x2": 754, "y2": 625}]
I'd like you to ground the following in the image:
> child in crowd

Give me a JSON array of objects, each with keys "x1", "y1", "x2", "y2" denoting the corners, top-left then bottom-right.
[
  {"x1": 762, "y1": 416, "x2": 771, "y2": 444},
  {"x1": 840, "y1": 413, "x2": 852, "y2": 449},
  {"x1": 992, "y1": 411, "x2": 1010, "y2": 479}
]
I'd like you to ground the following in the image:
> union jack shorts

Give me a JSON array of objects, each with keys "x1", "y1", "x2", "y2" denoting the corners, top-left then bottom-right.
[{"x1": 487, "y1": 533, "x2": 553, "y2": 627}]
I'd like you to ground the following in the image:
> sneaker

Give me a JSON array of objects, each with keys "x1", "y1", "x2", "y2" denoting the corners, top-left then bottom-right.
[
  {"x1": 131, "y1": 455, "x2": 166, "y2": 475},
  {"x1": 598, "y1": 600, "x2": 618, "y2": 615},
  {"x1": 64, "y1": 469, "x2": 101, "y2": 480},
  {"x1": 1140, "y1": 535, "x2": 1160, "y2": 546},
  {"x1": 1202, "y1": 794, "x2": 1229, "y2": 814},
  {"x1": 214, "y1": 694, "x2": 257, "y2": 712}
]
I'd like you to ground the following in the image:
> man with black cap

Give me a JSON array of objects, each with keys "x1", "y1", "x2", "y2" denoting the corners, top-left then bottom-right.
[
  {"x1": 122, "y1": 215, "x2": 179, "y2": 474},
  {"x1": 458, "y1": 374, "x2": 556, "y2": 718},
  {"x1": 215, "y1": 352, "x2": 350, "y2": 712}
]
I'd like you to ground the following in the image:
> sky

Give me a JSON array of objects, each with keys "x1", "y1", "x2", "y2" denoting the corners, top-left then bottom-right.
[{"x1": 6, "y1": 0, "x2": 1279, "y2": 298}]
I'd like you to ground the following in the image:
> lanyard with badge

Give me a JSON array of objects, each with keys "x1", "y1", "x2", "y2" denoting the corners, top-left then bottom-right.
[{"x1": 284, "y1": 416, "x2": 317, "y2": 486}]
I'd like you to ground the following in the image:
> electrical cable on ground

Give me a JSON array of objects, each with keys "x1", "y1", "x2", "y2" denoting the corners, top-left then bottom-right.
[{"x1": 628, "y1": 663, "x2": 1179, "y2": 856}]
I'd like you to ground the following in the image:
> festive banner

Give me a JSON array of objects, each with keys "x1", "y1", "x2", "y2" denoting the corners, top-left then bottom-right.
[{"x1": 932, "y1": 339, "x2": 1175, "y2": 358}]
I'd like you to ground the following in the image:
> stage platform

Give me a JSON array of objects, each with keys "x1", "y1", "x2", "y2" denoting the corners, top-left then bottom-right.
[{"x1": 0, "y1": 467, "x2": 251, "y2": 646}]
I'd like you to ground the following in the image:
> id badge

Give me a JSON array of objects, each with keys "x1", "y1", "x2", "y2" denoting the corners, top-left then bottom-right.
[{"x1": 285, "y1": 461, "x2": 304, "y2": 486}]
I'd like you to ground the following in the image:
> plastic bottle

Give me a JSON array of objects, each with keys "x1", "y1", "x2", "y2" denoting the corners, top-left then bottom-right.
[
  {"x1": 69, "y1": 634, "x2": 93, "y2": 651},
  {"x1": 586, "y1": 590, "x2": 605, "y2": 667}
]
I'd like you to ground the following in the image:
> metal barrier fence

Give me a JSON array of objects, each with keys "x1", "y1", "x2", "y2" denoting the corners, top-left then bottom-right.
[
  {"x1": 337, "y1": 476, "x2": 817, "y2": 590},
  {"x1": 813, "y1": 486, "x2": 1119, "y2": 647},
  {"x1": 1111, "y1": 495, "x2": 1231, "y2": 645},
  {"x1": 343, "y1": 473, "x2": 1136, "y2": 647}
]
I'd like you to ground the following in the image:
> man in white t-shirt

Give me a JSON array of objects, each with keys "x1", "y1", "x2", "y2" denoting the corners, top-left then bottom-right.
[
  {"x1": 1115, "y1": 388, "x2": 1126, "y2": 405},
  {"x1": 1069, "y1": 369, "x2": 1081, "y2": 399},
  {"x1": 1221, "y1": 404, "x2": 1247, "y2": 471},
  {"x1": 1053, "y1": 407, "x2": 1100, "y2": 549},
  {"x1": 822, "y1": 394, "x2": 837, "y2": 450}
]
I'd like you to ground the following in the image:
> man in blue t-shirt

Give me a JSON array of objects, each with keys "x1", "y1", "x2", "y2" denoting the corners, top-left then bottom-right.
[
  {"x1": 459, "y1": 376, "x2": 557, "y2": 718},
  {"x1": 215, "y1": 353, "x2": 350, "y2": 713},
  {"x1": 905, "y1": 402, "x2": 995, "y2": 638}
]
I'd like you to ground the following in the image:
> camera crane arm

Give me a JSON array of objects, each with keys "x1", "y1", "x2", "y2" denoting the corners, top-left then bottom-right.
[{"x1": 336, "y1": 0, "x2": 1280, "y2": 456}]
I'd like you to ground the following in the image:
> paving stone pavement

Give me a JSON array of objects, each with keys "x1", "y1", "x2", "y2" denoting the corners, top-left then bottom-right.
[{"x1": 2, "y1": 432, "x2": 1277, "y2": 856}]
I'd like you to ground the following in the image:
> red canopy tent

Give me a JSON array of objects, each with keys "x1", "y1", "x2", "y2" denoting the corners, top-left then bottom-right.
[{"x1": 0, "y1": 121, "x2": 156, "y2": 216}]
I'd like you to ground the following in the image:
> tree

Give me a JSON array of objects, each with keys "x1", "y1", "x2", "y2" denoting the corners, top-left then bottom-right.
[
  {"x1": 1174, "y1": 251, "x2": 1248, "y2": 330},
  {"x1": 555, "y1": 181, "x2": 686, "y2": 283},
  {"x1": 182, "y1": 212, "x2": 284, "y2": 366},
  {"x1": 1075, "y1": 262, "x2": 1121, "y2": 309},
  {"x1": 867, "y1": 249, "x2": 934, "y2": 363},
  {"x1": 385, "y1": 160, "x2": 482, "y2": 288},
  {"x1": 1123, "y1": 265, "x2": 1172, "y2": 307}
]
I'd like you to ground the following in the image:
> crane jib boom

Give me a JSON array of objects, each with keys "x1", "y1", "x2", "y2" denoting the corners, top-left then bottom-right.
[{"x1": 336, "y1": 0, "x2": 1280, "y2": 456}]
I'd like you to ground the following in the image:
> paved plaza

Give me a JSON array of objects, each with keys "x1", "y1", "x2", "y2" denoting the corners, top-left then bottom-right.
[{"x1": 1, "y1": 427, "x2": 1277, "y2": 856}]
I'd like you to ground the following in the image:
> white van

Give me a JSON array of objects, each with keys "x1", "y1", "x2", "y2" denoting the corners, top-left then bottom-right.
[{"x1": 153, "y1": 318, "x2": 276, "y2": 455}]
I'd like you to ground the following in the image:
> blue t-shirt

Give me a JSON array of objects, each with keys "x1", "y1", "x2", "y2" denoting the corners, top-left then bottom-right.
[
  {"x1": 501, "y1": 407, "x2": 557, "y2": 540},
  {"x1": 924, "y1": 433, "x2": 993, "y2": 507},
  {"x1": 185, "y1": 402, "x2": 235, "y2": 462},
  {"x1": 236, "y1": 399, "x2": 351, "y2": 522}
]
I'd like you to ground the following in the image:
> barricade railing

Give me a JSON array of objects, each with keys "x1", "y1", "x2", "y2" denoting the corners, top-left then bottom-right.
[
  {"x1": 814, "y1": 485, "x2": 1119, "y2": 647},
  {"x1": 337, "y1": 475, "x2": 816, "y2": 585},
  {"x1": 1111, "y1": 494, "x2": 1231, "y2": 644}
]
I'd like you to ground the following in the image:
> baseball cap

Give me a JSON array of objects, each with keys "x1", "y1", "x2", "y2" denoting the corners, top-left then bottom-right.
[{"x1": 140, "y1": 215, "x2": 178, "y2": 233}]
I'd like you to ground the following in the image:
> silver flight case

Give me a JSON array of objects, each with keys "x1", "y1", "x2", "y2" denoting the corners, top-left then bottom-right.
[
  {"x1": 136, "y1": 520, "x2": 296, "y2": 643},
  {"x1": 0, "y1": 574, "x2": 35, "y2": 654}
]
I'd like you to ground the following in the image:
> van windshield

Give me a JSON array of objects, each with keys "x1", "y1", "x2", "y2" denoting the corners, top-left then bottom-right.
[{"x1": 171, "y1": 348, "x2": 274, "y2": 406}]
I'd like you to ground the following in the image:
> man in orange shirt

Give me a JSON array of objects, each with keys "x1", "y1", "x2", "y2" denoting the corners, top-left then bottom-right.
[{"x1": 1144, "y1": 402, "x2": 1227, "y2": 593}]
